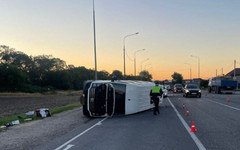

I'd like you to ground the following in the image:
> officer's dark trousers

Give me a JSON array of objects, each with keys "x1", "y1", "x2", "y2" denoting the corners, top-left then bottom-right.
[{"x1": 153, "y1": 97, "x2": 159, "y2": 115}]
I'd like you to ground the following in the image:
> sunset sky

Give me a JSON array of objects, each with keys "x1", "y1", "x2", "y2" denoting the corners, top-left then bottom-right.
[{"x1": 1, "y1": 0, "x2": 240, "y2": 80}]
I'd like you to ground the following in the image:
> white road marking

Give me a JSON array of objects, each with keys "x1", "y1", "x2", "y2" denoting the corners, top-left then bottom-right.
[
  {"x1": 55, "y1": 117, "x2": 108, "y2": 150},
  {"x1": 167, "y1": 97, "x2": 206, "y2": 150},
  {"x1": 207, "y1": 99, "x2": 240, "y2": 111},
  {"x1": 63, "y1": 144, "x2": 74, "y2": 150},
  {"x1": 96, "y1": 121, "x2": 102, "y2": 125}
]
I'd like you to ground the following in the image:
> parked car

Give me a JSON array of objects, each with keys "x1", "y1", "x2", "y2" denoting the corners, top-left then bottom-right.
[
  {"x1": 173, "y1": 84, "x2": 183, "y2": 93},
  {"x1": 183, "y1": 84, "x2": 201, "y2": 98},
  {"x1": 164, "y1": 85, "x2": 171, "y2": 91}
]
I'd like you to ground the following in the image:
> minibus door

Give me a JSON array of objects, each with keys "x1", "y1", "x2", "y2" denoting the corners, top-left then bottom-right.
[
  {"x1": 106, "y1": 84, "x2": 115, "y2": 116},
  {"x1": 88, "y1": 84, "x2": 107, "y2": 117}
]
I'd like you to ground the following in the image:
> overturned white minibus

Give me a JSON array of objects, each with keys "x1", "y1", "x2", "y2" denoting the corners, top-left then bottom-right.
[{"x1": 80, "y1": 80, "x2": 155, "y2": 117}]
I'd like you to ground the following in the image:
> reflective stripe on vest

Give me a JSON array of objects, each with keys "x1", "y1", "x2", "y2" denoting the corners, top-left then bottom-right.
[{"x1": 152, "y1": 86, "x2": 161, "y2": 93}]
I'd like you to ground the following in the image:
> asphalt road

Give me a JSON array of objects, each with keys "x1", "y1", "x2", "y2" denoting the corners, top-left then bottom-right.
[
  {"x1": 35, "y1": 98, "x2": 198, "y2": 150},
  {"x1": 2, "y1": 91, "x2": 240, "y2": 150}
]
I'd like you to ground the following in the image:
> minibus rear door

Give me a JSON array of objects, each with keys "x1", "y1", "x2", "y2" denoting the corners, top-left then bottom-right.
[{"x1": 107, "y1": 84, "x2": 115, "y2": 117}]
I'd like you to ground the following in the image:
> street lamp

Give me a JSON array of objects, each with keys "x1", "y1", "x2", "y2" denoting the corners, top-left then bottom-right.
[
  {"x1": 123, "y1": 32, "x2": 139, "y2": 76},
  {"x1": 184, "y1": 63, "x2": 192, "y2": 80},
  {"x1": 93, "y1": 0, "x2": 97, "y2": 80},
  {"x1": 191, "y1": 55, "x2": 200, "y2": 78},
  {"x1": 140, "y1": 58, "x2": 149, "y2": 72},
  {"x1": 134, "y1": 49, "x2": 145, "y2": 76}
]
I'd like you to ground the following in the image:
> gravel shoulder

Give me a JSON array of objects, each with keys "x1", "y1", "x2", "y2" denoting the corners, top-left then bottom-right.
[{"x1": 0, "y1": 107, "x2": 90, "y2": 150}]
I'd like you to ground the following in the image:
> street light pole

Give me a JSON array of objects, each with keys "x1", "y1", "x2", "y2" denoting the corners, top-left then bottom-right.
[
  {"x1": 184, "y1": 63, "x2": 192, "y2": 80},
  {"x1": 134, "y1": 49, "x2": 145, "y2": 76},
  {"x1": 140, "y1": 58, "x2": 149, "y2": 72},
  {"x1": 93, "y1": 0, "x2": 97, "y2": 80},
  {"x1": 191, "y1": 55, "x2": 200, "y2": 78},
  {"x1": 123, "y1": 32, "x2": 139, "y2": 76}
]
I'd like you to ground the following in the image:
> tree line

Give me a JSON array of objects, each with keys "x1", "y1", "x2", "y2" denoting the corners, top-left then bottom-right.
[
  {"x1": 0, "y1": 45, "x2": 152, "y2": 92},
  {"x1": 171, "y1": 72, "x2": 208, "y2": 89}
]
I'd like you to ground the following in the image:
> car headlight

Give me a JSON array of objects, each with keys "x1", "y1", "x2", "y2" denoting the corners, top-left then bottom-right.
[
  {"x1": 185, "y1": 90, "x2": 189, "y2": 93},
  {"x1": 199, "y1": 90, "x2": 201, "y2": 93}
]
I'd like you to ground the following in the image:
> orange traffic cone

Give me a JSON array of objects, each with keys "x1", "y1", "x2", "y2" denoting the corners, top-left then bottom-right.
[
  {"x1": 182, "y1": 104, "x2": 185, "y2": 110},
  {"x1": 186, "y1": 109, "x2": 190, "y2": 116},
  {"x1": 227, "y1": 96, "x2": 230, "y2": 102},
  {"x1": 190, "y1": 121, "x2": 197, "y2": 132}
]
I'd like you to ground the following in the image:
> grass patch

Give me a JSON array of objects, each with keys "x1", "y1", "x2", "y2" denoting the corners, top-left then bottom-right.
[
  {"x1": 50, "y1": 102, "x2": 81, "y2": 115},
  {"x1": 0, "y1": 113, "x2": 39, "y2": 127},
  {"x1": 0, "y1": 102, "x2": 81, "y2": 127}
]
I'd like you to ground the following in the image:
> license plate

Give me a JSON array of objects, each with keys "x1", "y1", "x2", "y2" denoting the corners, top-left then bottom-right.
[{"x1": 192, "y1": 93, "x2": 197, "y2": 94}]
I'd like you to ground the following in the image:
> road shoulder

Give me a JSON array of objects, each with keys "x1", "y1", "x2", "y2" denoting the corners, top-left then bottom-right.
[{"x1": 0, "y1": 107, "x2": 89, "y2": 150}]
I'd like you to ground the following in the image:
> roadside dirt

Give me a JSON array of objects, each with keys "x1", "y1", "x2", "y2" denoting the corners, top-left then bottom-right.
[
  {"x1": 0, "y1": 91, "x2": 81, "y2": 117},
  {"x1": 0, "y1": 107, "x2": 91, "y2": 150}
]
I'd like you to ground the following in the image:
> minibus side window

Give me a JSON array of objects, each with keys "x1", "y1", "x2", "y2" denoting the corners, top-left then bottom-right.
[{"x1": 112, "y1": 83, "x2": 126, "y2": 114}]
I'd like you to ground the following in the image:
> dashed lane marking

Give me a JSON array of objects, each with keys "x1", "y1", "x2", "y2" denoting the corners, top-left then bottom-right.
[
  {"x1": 63, "y1": 144, "x2": 74, "y2": 150},
  {"x1": 55, "y1": 117, "x2": 108, "y2": 150},
  {"x1": 167, "y1": 97, "x2": 206, "y2": 150}
]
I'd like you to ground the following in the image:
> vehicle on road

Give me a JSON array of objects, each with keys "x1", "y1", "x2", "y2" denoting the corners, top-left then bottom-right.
[
  {"x1": 160, "y1": 85, "x2": 168, "y2": 97},
  {"x1": 208, "y1": 77, "x2": 238, "y2": 94},
  {"x1": 164, "y1": 85, "x2": 171, "y2": 91},
  {"x1": 183, "y1": 84, "x2": 201, "y2": 98},
  {"x1": 80, "y1": 80, "x2": 155, "y2": 117},
  {"x1": 173, "y1": 84, "x2": 183, "y2": 93}
]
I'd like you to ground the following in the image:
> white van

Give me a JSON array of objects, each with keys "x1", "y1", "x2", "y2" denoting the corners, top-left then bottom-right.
[{"x1": 81, "y1": 80, "x2": 155, "y2": 117}]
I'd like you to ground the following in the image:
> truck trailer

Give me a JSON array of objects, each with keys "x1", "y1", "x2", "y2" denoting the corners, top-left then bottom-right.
[{"x1": 208, "y1": 77, "x2": 238, "y2": 94}]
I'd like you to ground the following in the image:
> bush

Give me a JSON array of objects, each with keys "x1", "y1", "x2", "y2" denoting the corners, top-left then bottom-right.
[{"x1": 0, "y1": 64, "x2": 26, "y2": 92}]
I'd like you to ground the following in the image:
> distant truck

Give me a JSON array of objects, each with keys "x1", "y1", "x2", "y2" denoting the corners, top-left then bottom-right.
[{"x1": 208, "y1": 77, "x2": 238, "y2": 94}]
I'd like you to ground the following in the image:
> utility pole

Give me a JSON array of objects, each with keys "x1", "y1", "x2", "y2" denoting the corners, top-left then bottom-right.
[
  {"x1": 190, "y1": 55, "x2": 200, "y2": 78},
  {"x1": 184, "y1": 63, "x2": 192, "y2": 80},
  {"x1": 222, "y1": 68, "x2": 223, "y2": 76},
  {"x1": 134, "y1": 49, "x2": 145, "y2": 76},
  {"x1": 93, "y1": 0, "x2": 97, "y2": 80}
]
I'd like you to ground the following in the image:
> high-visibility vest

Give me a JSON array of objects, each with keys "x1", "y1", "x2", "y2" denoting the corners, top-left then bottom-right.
[{"x1": 151, "y1": 86, "x2": 161, "y2": 93}]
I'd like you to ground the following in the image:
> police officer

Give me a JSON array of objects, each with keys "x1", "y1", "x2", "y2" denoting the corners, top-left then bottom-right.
[{"x1": 150, "y1": 82, "x2": 163, "y2": 115}]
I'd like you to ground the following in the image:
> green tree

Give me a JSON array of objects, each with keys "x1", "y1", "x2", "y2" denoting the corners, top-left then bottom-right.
[
  {"x1": 110, "y1": 70, "x2": 123, "y2": 80},
  {"x1": 45, "y1": 70, "x2": 72, "y2": 90},
  {"x1": 98, "y1": 70, "x2": 109, "y2": 80},
  {"x1": 139, "y1": 70, "x2": 152, "y2": 81},
  {"x1": 171, "y1": 72, "x2": 183, "y2": 84},
  {"x1": 33, "y1": 55, "x2": 66, "y2": 72},
  {"x1": 31, "y1": 55, "x2": 67, "y2": 86},
  {"x1": 0, "y1": 45, "x2": 34, "y2": 72},
  {"x1": 0, "y1": 64, "x2": 26, "y2": 91},
  {"x1": 124, "y1": 75, "x2": 140, "y2": 80},
  {"x1": 68, "y1": 67, "x2": 94, "y2": 90}
]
